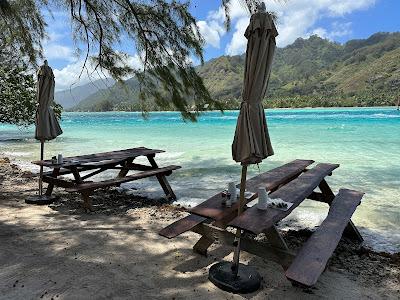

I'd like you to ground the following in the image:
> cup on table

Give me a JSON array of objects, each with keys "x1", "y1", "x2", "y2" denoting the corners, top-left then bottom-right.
[
  {"x1": 228, "y1": 182, "x2": 237, "y2": 203},
  {"x1": 257, "y1": 187, "x2": 268, "y2": 210},
  {"x1": 57, "y1": 154, "x2": 63, "y2": 164}
]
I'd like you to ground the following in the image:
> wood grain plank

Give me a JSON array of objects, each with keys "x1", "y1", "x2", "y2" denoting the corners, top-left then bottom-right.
[
  {"x1": 228, "y1": 163, "x2": 339, "y2": 234},
  {"x1": 65, "y1": 165, "x2": 181, "y2": 193},
  {"x1": 285, "y1": 189, "x2": 364, "y2": 287},
  {"x1": 189, "y1": 159, "x2": 314, "y2": 221},
  {"x1": 42, "y1": 175, "x2": 75, "y2": 188},
  {"x1": 33, "y1": 147, "x2": 164, "y2": 167},
  {"x1": 159, "y1": 214, "x2": 208, "y2": 239}
]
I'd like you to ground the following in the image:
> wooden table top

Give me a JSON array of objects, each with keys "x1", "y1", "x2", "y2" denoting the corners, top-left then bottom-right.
[
  {"x1": 32, "y1": 147, "x2": 164, "y2": 168},
  {"x1": 229, "y1": 163, "x2": 339, "y2": 234},
  {"x1": 189, "y1": 160, "x2": 339, "y2": 234},
  {"x1": 189, "y1": 159, "x2": 315, "y2": 221}
]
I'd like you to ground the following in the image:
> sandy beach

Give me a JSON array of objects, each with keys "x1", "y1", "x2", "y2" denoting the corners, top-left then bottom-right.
[{"x1": 0, "y1": 157, "x2": 399, "y2": 299}]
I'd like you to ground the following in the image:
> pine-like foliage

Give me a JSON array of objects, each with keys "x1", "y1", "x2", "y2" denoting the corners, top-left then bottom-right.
[
  {"x1": 0, "y1": 61, "x2": 62, "y2": 126},
  {"x1": 0, "y1": 64, "x2": 37, "y2": 125},
  {"x1": 0, "y1": 0, "x2": 264, "y2": 121},
  {"x1": 0, "y1": 46, "x2": 62, "y2": 126}
]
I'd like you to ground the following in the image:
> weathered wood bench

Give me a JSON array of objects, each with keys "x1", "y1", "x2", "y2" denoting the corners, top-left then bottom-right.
[
  {"x1": 65, "y1": 165, "x2": 180, "y2": 211},
  {"x1": 159, "y1": 159, "x2": 364, "y2": 287},
  {"x1": 65, "y1": 165, "x2": 180, "y2": 193},
  {"x1": 285, "y1": 188, "x2": 364, "y2": 287}
]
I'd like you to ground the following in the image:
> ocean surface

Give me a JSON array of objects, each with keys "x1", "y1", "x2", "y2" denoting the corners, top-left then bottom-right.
[{"x1": 1, "y1": 107, "x2": 399, "y2": 252}]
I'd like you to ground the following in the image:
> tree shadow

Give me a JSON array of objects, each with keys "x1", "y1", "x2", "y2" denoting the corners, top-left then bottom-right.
[
  {"x1": 0, "y1": 218, "x2": 213, "y2": 299},
  {"x1": 46, "y1": 187, "x2": 175, "y2": 221}
]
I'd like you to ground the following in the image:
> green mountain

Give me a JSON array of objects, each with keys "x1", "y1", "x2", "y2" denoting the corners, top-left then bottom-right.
[
  {"x1": 71, "y1": 32, "x2": 400, "y2": 111},
  {"x1": 70, "y1": 78, "x2": 140, "y2": 112},
  {"x1": 55, "y1": 78, "x2": 115, "y2": 109}
]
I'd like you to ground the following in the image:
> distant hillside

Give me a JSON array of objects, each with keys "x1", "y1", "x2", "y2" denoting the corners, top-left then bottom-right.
[
  {"x1": 71, "y1": 32, "x2": 400, "y2": 111},
  {"x1": 55, "y1": 78, "x2": 115, "y2": 109},
  {"x1": 70, "y1": 78, "x2": 139, "y2": 111}
]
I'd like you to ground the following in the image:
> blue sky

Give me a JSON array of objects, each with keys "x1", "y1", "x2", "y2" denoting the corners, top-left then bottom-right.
[{"x1": 43, "y1": 0, "x2": 400, "y2": 91}]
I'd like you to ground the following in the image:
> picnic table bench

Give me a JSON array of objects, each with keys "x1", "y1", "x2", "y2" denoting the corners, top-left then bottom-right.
[
  {"x1": 159, "y1": 159, "x2": 364, "y2": 287},
  {"x1": 33, "y1": 147, "x2": 181, "y2": 211}
]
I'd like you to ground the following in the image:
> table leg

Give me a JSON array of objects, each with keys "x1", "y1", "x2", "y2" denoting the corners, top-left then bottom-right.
[
  {"x1": 193, "y1": 221, "x2": 229, "y2": 256},
  {"x1": 69, "y1": 167, "x2": 93, "y2": 212},
  {"x1": 193, "y1": 224, "x2": 287, "y2": 259},
  {"x1": 70, "y1": 166, "x2": 83, "y2": 183},
  {"x1": 45, "y1": 168, "x2": 60, "y2": 196},
  {"x1": 319, "y1": 180, "x2": 363, "y2": 242},
  {"x1": 264, "y1": 225, "x2": 289, "y2": 250},
  {"x1": 147, "y1": 155, "x2": 176, "y2": 200},
  {"x1": 192, "y1": 223, "x2": 295, "y2": 269},
  {"x1": 118, "y1": 158, "x2": 134, "y2": 178},
  {"x1": 193, "y1": 235, "x2": 216, "y2": 256},
  {"x1": 81, "y1": 191, "x2": 94, "y2": 213}
]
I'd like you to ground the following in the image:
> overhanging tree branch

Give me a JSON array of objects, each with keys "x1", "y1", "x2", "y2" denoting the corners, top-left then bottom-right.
[{"x1": 1, "y1": 0, "x2": 269, "y2": 120}]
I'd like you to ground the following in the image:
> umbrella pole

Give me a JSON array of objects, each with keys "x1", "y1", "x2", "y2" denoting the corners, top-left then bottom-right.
[
  {"x1": 208, "y1": 164, "x2": 261, "y2": 294},
  {"x1": 25, "y1": 139, "x2": 56, "y2": 205},
  {"x1": 231, "y1": 164, "x2": 247, "y2": 276},
  {"x1": 39, "y1": 139, "x2": 44, "y2": 196}
]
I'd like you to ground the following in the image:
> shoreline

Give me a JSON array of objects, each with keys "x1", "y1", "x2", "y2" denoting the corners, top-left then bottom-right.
[
  {"x1": 2, "y1": 152, "x2": 400, "y2": 254},
  {"x1": 0, "y1": 156, "x2": 399, "y2": 299},
  {"x1": 63, "y1": 105, "x2": 400, "y2": 114}
]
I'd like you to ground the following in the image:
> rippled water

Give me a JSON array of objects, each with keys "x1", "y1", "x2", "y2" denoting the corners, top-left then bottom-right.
[{"x1": 1, "y1": 107, "x2": 399, "y2": 252}]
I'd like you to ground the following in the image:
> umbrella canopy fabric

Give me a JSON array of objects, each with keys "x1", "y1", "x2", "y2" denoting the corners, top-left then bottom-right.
[
  {"x1": 232, "y1": 12, "x2": 278, "y2": 165},
  {"x1": 35, "y1": 63, "x2": 62, "y2": 141}
]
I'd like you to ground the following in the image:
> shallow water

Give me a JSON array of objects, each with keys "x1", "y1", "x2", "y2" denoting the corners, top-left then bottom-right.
[{"x1": 1, "y1": 107, "x2": 399, "y2": 252}]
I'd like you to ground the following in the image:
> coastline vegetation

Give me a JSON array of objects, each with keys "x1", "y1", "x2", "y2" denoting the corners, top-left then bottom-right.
[{"x1": 70, "y1": 32, "x2": 400, "y2": 112}]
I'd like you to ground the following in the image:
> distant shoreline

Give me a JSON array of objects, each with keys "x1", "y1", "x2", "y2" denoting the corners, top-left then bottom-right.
[{"x1": 64, "y1": 106, "x2": 400, "y2": 114}]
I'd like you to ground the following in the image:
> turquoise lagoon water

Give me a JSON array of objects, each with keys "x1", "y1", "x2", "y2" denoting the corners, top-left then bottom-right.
[{"x1": 1, "y1": 107, "x2": 399, "y2": 252}]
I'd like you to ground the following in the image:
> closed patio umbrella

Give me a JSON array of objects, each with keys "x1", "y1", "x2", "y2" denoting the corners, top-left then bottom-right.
[
  {"x1": 209, "y1": 3, "x2": 278, "y2": 294},
  {"x1": 231, "y1": 11, "x2": 277, "y2": 164},
  {"x1": 26, "y1": 60, "x2": 62, "y2": 205}
]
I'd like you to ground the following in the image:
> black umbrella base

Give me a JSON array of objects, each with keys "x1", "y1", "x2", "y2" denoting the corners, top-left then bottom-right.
[
  {"x1": 208, "y1": 261, "x2": 262, "y2": 294},
  {"x1": 25, "y1": 194, "x2": 58, "y2": 205}
]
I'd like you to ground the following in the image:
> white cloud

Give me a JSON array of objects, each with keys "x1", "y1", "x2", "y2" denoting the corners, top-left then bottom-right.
[
  {"x1": 226, "y1": 18, "x2": 250, "y2": 55},
  {"x1": 327, "y1": 0, "x2": 376, "y2": 16},
  {"x1": 43, "y1": 30, "x2": 74, "y2": 62},
  {"x1": 126, "y1": 54, "x2": 143, "y2": 70},
  {"x1": 44, "y1": 44, "x2": 74, "y2": 61},
  {"x1": 42, "y1": 10, "x2": 75, "y2": 62},
  {"x1": 53, "y1": 54, "x2": 143, "y2": 91},
  {"x1": 197, "y1": 20, "x2": 224, "y2": 48},
  {"x1": 329, "y1": 22, "x2": 353, "y2": 38},
  {"x1": 53, "y1": 60, "x2": 96, "y2": 91},
  {"x1": 222, "y1": 0, "x2": 376, "y2": 55},
  {"x1": 311, "y1": 27, "x2": 329, "y2": 38},
  {"x1": 225, "y1": 0, "x2": 250, "y2": 19},
  {"x1": 310, "y1": 22, "x2": 353, "y2": 40},
  {"x1": 196, "y1": 7, "x2": 226, "y2": 48}
]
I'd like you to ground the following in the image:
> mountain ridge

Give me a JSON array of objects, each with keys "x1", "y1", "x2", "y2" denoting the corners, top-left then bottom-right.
[
  {"x1": 69, "y1": 32, "x2": 400, "y2": 111},
  {"x1": 55, "y1": 78, "x2": 115, "y2": 109}
]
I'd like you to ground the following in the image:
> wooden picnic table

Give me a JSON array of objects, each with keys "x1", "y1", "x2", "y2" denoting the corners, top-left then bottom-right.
[
  {"x1": 33, "y1": 147, "x2": 181, "y2": 211},
  {"x1": 159, "y1": 159, "x2": 364, "y2": 287}
]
